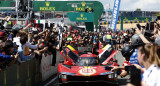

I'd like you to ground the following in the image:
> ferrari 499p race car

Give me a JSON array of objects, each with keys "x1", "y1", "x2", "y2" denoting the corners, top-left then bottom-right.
[{"x1": 58, "y1": 44, "x2": 119, "y2": 86}]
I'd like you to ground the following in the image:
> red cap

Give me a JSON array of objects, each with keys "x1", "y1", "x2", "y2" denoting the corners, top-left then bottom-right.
[
  {"x1": 0, "y1": 31, "x2": 5, "y2": 37},
  {"x1": 74, "y1": 30, "x2": 78, "y2": 33},
  {"x1": 107, "y1": 32, "x2": 111, "y2": 35}
]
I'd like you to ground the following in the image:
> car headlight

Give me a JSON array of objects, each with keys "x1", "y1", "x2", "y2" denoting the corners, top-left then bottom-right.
[
  {"x1": 108, "y1": 73, "x2": 117, "y2": 78},
  {"x1": 61, "y1": 74, "x2": 67, "y2": 79},
  {"x1": 100, "y1": 71, "x2": 113, "y2": 75},
  {"x1": 108, "y1": 74, "x2": 114, "y2": 78}
]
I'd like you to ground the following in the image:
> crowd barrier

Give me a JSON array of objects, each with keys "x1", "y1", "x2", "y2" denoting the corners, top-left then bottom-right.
[
  {"x1": 0, "y1": 58, "x2": 41, "y2": 86},
  {"x1": 0, "y1": 51, "x2": 63, "y2": 86},
  {"x1": 41, "y1": 54, "x2": 54, "y2": 81}
]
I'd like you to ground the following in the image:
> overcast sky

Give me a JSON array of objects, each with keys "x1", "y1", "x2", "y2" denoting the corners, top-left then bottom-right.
[{"x1": 98, "y1": 0, "x2": 160, "y2": 11}]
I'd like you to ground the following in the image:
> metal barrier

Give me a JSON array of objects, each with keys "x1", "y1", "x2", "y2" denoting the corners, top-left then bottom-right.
[
  {"x1": 0, "y1": 58, "x2": 41, "y2": 86},
  {"x1": 40, "y1": 51, "x2": 64, "y2": 81},
  {"x1": 0, "y1": 51, "x2": 64, "y2": 86},
  {"x1": 41, "y1": 54, "x2": 53, "y2": 81}
]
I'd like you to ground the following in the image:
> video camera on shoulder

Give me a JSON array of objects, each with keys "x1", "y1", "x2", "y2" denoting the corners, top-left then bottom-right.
[{"x1": 125, "y1": 66, "x2": 141, "y2": 86}]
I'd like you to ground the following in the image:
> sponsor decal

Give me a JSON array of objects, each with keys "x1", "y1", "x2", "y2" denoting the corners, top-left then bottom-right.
[
  {"x1": 76, "y1": 14, "x2": 87, "y2": 21},
  {"x1": 79, "y1": 66, "x2": 96, "y2": 76},
  {"x1": 40, "y1": 2, "x2": 56, "y2": 11},
  {"x1": 75, "y1": 2, "x2": 92, "y2": 12}
]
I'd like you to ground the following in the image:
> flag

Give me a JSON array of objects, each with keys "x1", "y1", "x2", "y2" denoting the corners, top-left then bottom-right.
[{"x1": 34, "y1": 20, "x2": 45, "y2": 24}]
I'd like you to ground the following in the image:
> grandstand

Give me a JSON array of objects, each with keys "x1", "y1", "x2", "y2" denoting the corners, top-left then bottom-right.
[{"x1": 100, "y1": 10, "x2": 160, "y2": 29}]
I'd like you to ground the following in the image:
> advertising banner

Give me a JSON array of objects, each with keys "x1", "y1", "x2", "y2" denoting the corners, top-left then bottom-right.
[
  {"x1": 67, "y1": 12, "x2": 94, "y2": 22},
  {"x1": 110, "y1": 0, "x2": 121, "y2": 32}
]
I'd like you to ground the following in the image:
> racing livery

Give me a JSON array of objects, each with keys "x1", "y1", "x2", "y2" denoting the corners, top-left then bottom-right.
[{"x1": 58, "y1": 44, "x2": 119, "y2": 85}]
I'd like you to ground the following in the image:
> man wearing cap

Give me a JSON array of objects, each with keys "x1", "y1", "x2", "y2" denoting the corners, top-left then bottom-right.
[{"x1": 0, "y1": 31, "x2": 8, "y2": 42}]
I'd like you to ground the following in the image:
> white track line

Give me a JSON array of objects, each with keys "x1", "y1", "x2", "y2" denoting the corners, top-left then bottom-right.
[{"x1": 44, "y1": 76, "x2": 58, "y2": 86}]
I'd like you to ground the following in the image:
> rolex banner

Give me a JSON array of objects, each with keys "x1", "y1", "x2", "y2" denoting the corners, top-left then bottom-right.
[{"x1": 67, "y1": 12, "x2": 94, "y2": 22}]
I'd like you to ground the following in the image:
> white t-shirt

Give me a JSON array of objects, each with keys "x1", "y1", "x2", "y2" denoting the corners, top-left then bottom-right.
[
  {"x1": 22, "y1": 42, "x2": 37, "y2": 50},
  {"x1": 13, "y1": 37, "x2": 22, "y2": 51},
  {"x1": 13, "y1": 37, "x2": 37, "y2": 51},
  {"x1": 143, "y1": 64, "x2": 160, "y2": 86}
]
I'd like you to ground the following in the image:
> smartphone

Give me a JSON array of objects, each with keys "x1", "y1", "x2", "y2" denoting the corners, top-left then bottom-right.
[
  {"x1": 146, "y1": 22, "x2": 155, "y2": 30},
  {"x1": 145, "y1": 23, "x2": 149, "y2": 30},
  {"x1": 136, "y1": 24, "x2": 141, "y2": 30},
  {"x1": 150, "y1": 22, "x2": 155, "y2": 30}
]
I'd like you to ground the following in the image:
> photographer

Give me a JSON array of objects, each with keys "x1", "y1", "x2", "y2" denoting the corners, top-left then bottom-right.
[
  {"x1": 135, "y1": 16, "x2": 160, "y2": 45},
  {"x1": 111, "y1": 34, "x2": 144, "y2": 77},
  {"x1": 135, "y1": 28, "x2": 151, "y2": 44},
  {"x1": 127, "y1": 43, "x2": 160, "y2": 86}
]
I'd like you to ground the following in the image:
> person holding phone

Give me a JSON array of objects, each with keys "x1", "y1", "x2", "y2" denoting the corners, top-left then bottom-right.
[{"x1": 127, "y1": 44, "x2": 160, "y2": 86}]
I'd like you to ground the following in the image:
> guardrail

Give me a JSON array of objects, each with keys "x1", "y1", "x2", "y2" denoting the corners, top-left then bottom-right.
[
  {"x1": 0, "y1": 58, "x2": 41, "y2": 86},
  {"x1": 0, "y1": 51, "x2": 63, "y2": 86}
]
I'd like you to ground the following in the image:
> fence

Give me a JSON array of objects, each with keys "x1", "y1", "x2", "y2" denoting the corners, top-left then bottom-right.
[
  {"x1": 0, "y1": 51, "x2": 63, "y2": 86},
  {"x1": 0, "y1": 58, "x2": 41, "y2": 86}
]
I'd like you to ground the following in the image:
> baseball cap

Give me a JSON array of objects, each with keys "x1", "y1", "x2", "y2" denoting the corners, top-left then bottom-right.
[{"x1": 0, "y1": 31, "x2": 6, "y2": 37}]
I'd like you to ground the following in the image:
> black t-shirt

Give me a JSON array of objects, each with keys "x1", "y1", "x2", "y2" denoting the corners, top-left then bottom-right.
[
  {"x1": 48, "y1": 38, "x2": 59, "y2": 52},
  {"x1": 112, "y1": 36, "x2": 117, "y2": 43}
]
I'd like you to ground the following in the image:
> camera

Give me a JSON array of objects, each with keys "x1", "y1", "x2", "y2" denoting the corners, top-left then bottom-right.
[
  {"x1": 125, "y1": 66, "x2": 141, "y2": 86},
  {"x1": 144, "y1": 30, "x2": 154, "y2": 37},
  {"x1": 145, "y1": 22, "x2": 154, "y2": 30},
  {"x1": 135, "y1": 23, "x2": 154, "y2": 38},
  {"x1": 132, "y1": 24, "x2": 141, "y2": 32}
]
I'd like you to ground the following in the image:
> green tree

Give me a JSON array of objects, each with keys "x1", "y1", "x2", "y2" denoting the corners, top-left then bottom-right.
[{"x1": 135, "y1": 8, "x2": 141, "y2": 11}]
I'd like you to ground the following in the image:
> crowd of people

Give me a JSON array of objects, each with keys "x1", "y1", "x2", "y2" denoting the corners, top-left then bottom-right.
[
  {"x1": 0, "y1": 16, "x2": 132, "y2": 72},
  {"x1": 0, "y1": 16, "x2": 62, "y2": 71},
  {"x1": 111, "y1": 16, "x2": 160, "y2": 86},
  {"x1": 0, "y1": 15, "x2": 160, "y2": 86}
]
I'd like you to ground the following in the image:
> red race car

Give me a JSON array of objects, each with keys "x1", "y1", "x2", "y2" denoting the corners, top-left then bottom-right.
[{"x1": 58, "y1": 44, "x2": 119, "y2": 86}]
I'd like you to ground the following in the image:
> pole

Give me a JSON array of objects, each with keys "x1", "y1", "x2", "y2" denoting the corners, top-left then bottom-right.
[
  {"x1": 28, "y1": 0, "x2": 30, "y2": 25},
  {"x1": 16, "y1": 0, "x2": 19, "y2": 22}
]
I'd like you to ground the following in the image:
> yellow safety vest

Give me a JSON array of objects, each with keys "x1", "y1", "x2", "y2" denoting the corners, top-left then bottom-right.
[{"x1": 106, "y1": 35, "x2": 111, "y2": 39}]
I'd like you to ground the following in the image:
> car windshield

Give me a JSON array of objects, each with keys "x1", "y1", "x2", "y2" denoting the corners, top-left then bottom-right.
[{"x1": 77, "y1": 57, "x2": 99, "y2": 66}]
